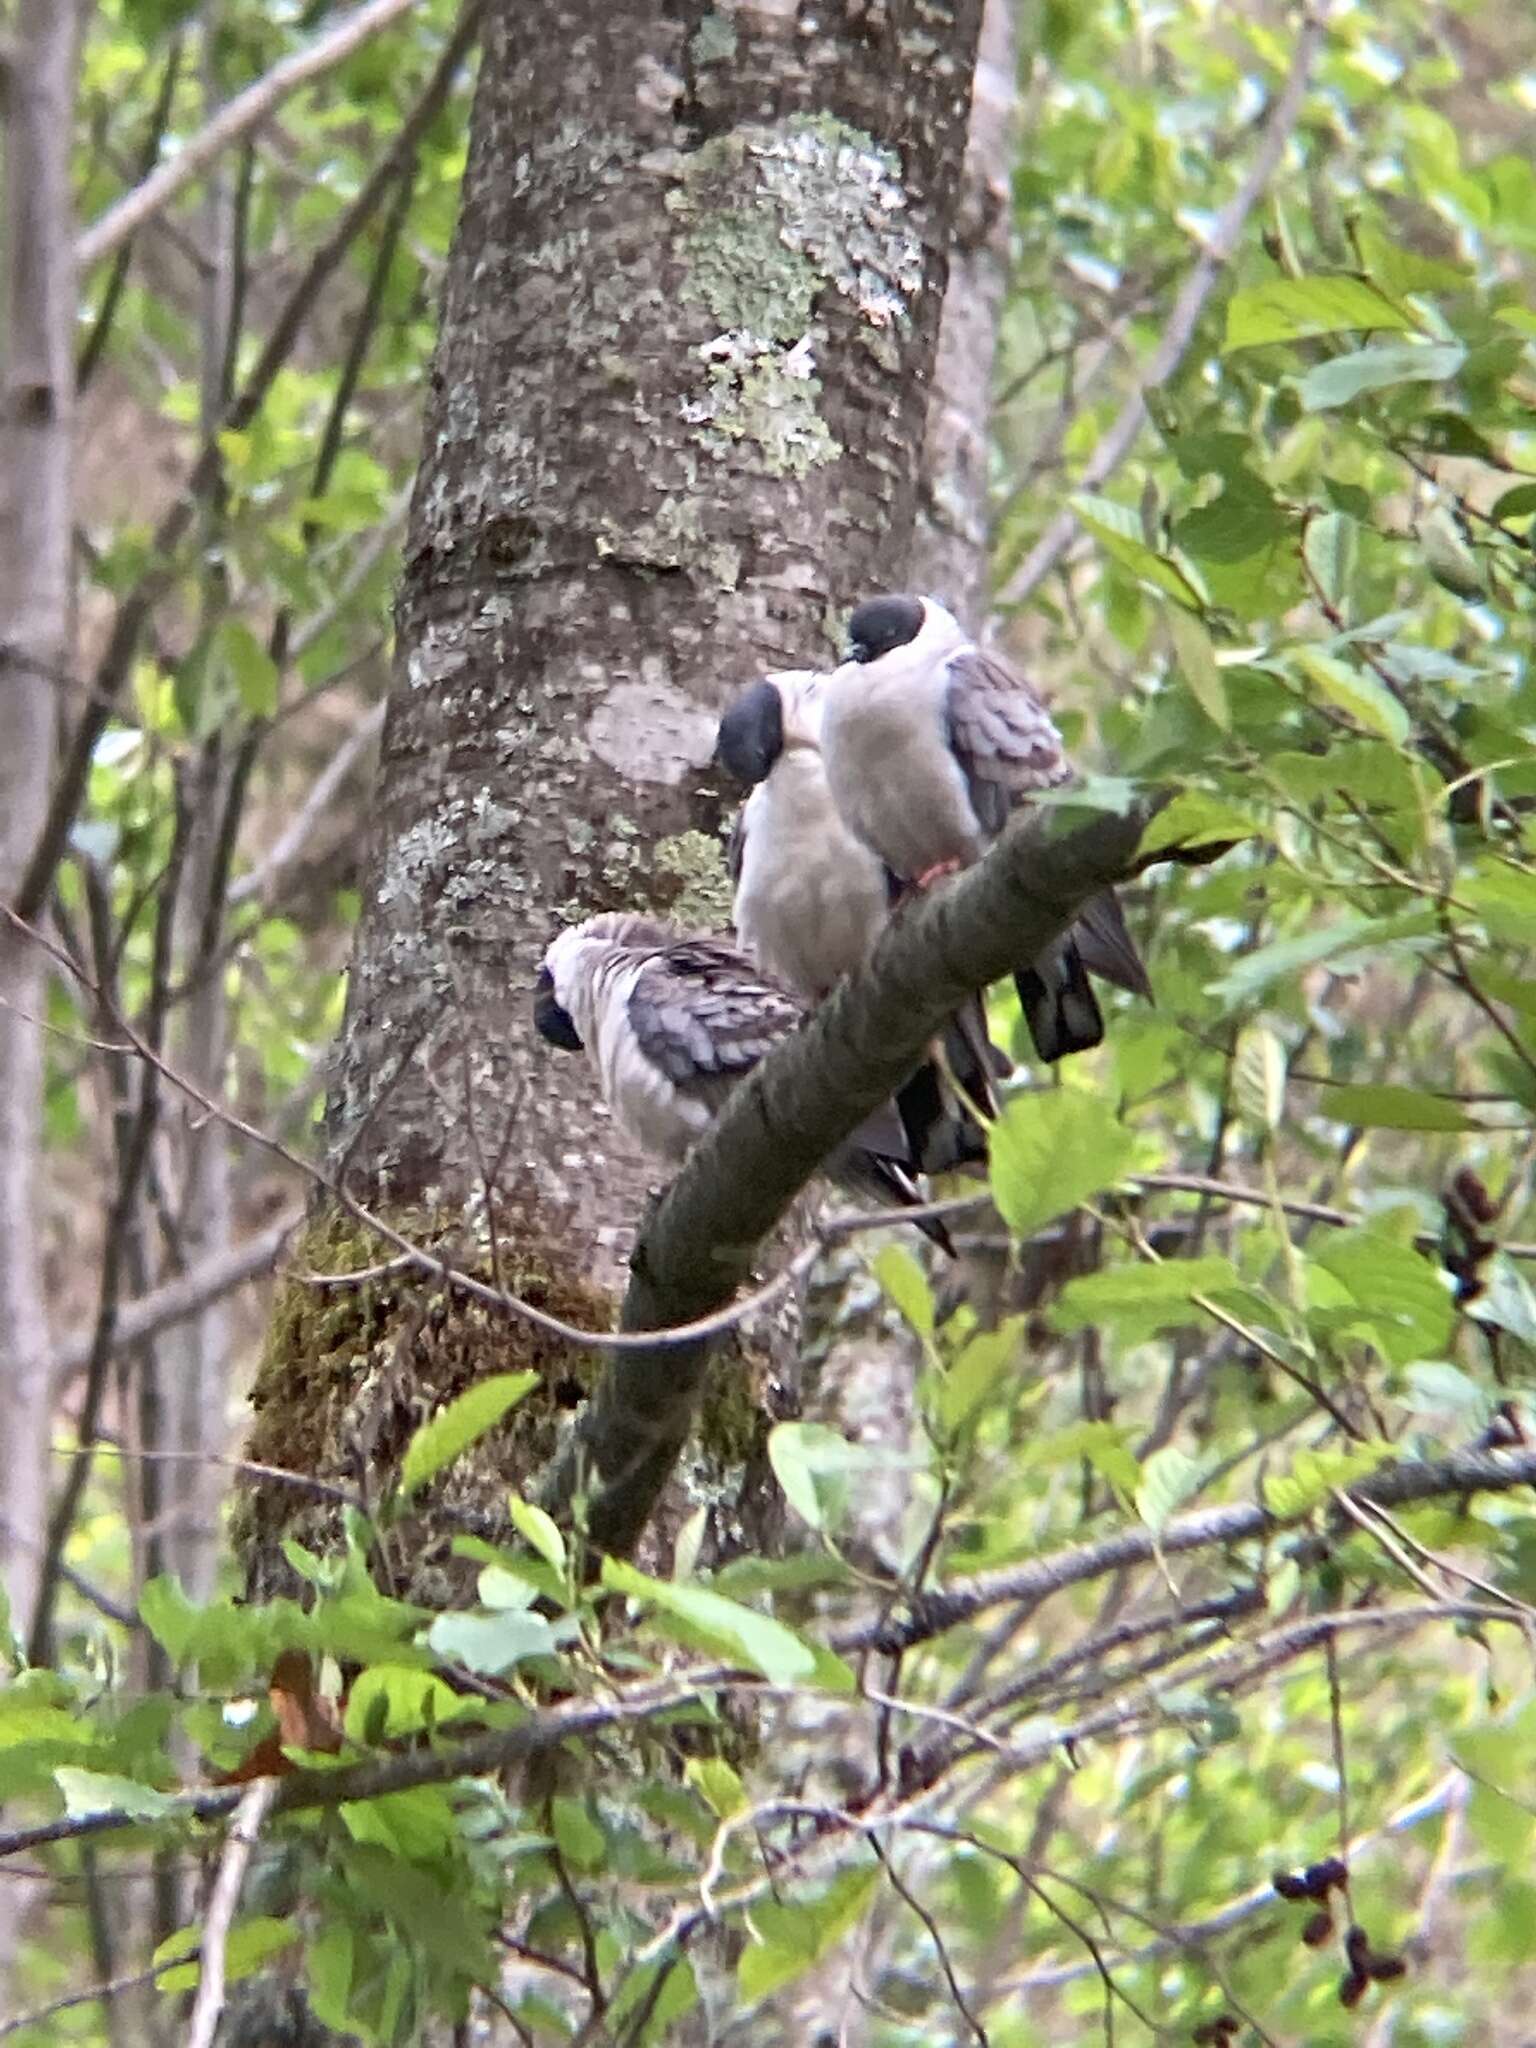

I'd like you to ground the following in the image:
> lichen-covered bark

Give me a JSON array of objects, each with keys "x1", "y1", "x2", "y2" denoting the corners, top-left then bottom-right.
[
  {"x1": 325, "y1": 0, "x2": 983, "y2": 1270},
  {"x1": 241, "y1": 2, "x2": 984, "y2": 1577}
]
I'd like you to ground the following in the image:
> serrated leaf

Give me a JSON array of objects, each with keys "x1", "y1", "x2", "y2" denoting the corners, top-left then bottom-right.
[
  {"x1": 1290, "y1": 647, "x2": 1410, "y2": 742},
  {"x1": 602, "y1": 1558, "x2": 817, "y2": 1685},
  {"x1": 1302, "y1": 512, "x2": 1359, "y2": 609},
  {"x1": 871, "y1": 1243, "x2": 934, "y2": 1339},
  {"x1": 1173, "y1": 480, "x2": 1290, "y2": 565},
  {"x1": 1262, "y1": 1441, "x2": 1394, "y2": 1517},
  {"x1": 398, "y1": 1371, "x2": 539, "y2": 1497},
  {"x1": 686, "y1": 1756, "x2": 748, "y2": 1819},
  {"x1": 508, "y1": 1493, "x2": 567, "y2": 1576},
  {"x1": 988, "y1": 1091, "x2": 1138, "y2": 1239},
  {"x1": 1072, "y1": 492, "x2": 1206, "y2": 608},
  {"x1": 1165, "y1": 606, "x2": 1228, "y2": 727},
  {"x1": 343, "y1": 1665, "x2": 473, "y2": 1743},
  {"x1": 1233, "y1": 1026, "x2": 1286, "y2": 1133},
  {"x1": 1311, "y1": 1229, "x2": 1455, "y2": 1364},
  {"x1": 1298, "y1": 341, "x2": 1465, "y2": 411},
  {"x1": 1314, "y1": 1082, "x2": 1486, "y2": 1131},
  {"x1": 1135, "y1": 1446, "x2": 1206, "y2": 1530},
  {"x1": 1223, "y1": 274, "x2": 1418, "y2": 350}
]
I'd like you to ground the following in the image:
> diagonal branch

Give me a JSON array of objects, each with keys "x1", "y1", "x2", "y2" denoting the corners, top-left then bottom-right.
[
  {"x1": 548, "y1": 794, "x2": 1209, "y2": 1555},
  {"x1": 76, "y1": 0, "x2": 420, "y2": 270}
]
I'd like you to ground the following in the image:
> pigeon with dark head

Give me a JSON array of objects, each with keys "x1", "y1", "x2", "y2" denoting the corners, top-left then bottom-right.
[
  {"x1": 534, "y1": 912, "x2": 955, "y2": 1251},
  {"x1": 821, "y1": 594, "x2": 1151, "y2": 1061}
]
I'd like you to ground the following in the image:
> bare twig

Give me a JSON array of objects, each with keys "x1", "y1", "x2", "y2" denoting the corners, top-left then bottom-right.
[
  {"x1": 185, "y1": 1776, "x2": 279, "y2": 2048},
  {"x1": 77, "y1": 0, "x2": 424, "y2": 269}
]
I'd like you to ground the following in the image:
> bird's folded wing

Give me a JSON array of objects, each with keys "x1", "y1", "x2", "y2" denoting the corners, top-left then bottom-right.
[
  {"x1": 628, "y1": 942, "x2": 802, "y2": 1088},
  {"x1": 944, "y1": 646, "x2": 1073, "y2": 835}
]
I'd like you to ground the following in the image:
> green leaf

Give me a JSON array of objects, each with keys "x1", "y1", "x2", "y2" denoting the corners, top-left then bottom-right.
[
  {"x1": 1233, "y1": 1025, "x2": 1286, "y2": 1133},
  {"x1": 398, "y1": 1371, "x2": 539, "y2": 1497},
  {"x1": 1052, "y1": 1256, "x2": 1246, "y2": 1344},
  {"x1": 425, "y1": 1609, "x2": 558, "y2": 1674},
  {"x1": 937, "y1": 1318, "x2": 1028, "y2": 1435},
  {"x1": 1491, "y1": 482, "x2": 1536, "y2": 524},
  {"x1": 154, "y1": 1916, "x2": 297, "y2": 1996},
  {"x1": 343, "y1": 1665, "x2": 474, "y2": 1743},
  {"x1": 215, "y1": 619, "x2": 280, "y2": 719},
  {"x1": 551, "y1": 1795, "x2": 607, "y2": 1871},
  {"x1": 54, "y1": 1767, "x2": 176, "y2": 1822},
  {"x1": 1310, "y1": 1229, "x2": 1455, "y2": 1364},
  {"x1": 507, "y1": 1493, "x2": 567, "y2": 1576},
  {"x1": 1223, "y1": 274, "x2": 1417, "y2": 350},
  {"x1": 871, "y1": 1243, "x2": 934, "y2": 1339},
  {"x1": 1173, "y1": 479, "x2": 1290, "y2": 565},
  {"x1": 988, "y1": 1090, "x2": 1138, "y2": 1239},
  {"x1": 737, "y1": 1865, "x2": 880, "y2": 2004},
  {"x1": 602, "y1": 1558, "x2": 817, "y2": 1686},
  {"x1": 1262, "y1": 1441, "x2": 1394, "y2": 1517},
  {"x1": 1352, "y1": 224, "x2": 1469, "y2": 298},
  {"x1": 1290, "y1": 647, "x2": 1410, "y2": 742},
  {"x1": 607, "y1": 1955, "x2": 699, "y2": 2043},
  {"x1": 1420, "y1": 503, "x2": 1484, "y2": 597},
  {"x1": 686, "y1": 1756, "x2": 748, "y2": 1819},
  {"x1": 1165, "y1": 606, "x2": 1228, "y2": 727},
  {"x1": 1071, "y1": 492, "x2": 1206, "y2": 608},
  {"x1": 341, "y1": 1784, "x2": 459, "y2": 1860},
  {"x1": 1302, "y1": 512, "x2": 1359, "y2": 610},
  {"x1": 1314, "y1": 1082, "x2": 1487, "y2": 1131},
  {"x1": 767, "y1": 1421, "x2": 919, "y2": 1535},
  {"x1": 1135, "y1": 1446, "x2": 1207, "y2": 1531},
  {"x1": 1298, "y1": 341, "x2": 1465, "y2": 411},
  {"x1": 1137, "y1": 790, "x2": 1257, "y2": 857}
]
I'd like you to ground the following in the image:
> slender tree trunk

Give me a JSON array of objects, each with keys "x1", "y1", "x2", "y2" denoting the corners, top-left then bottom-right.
[
  {"x1": 0, "y1": 0, "x2": 78, "y2": 1649},
  {"x1": 0, "y1": 0, "x2": 79, "y2": 1998},
  {"x1": 239, "y1": 0, "x2": 983, "y2": 1586}
]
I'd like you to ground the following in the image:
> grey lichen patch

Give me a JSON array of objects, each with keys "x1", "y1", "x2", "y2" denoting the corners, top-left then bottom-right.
[
  {"x1": 669, "y1": 113, "x2": 923, "y2": 477},
  {"x1": 507, "y1": 120, "x2": 635, "y2": 203},
  {"x1": 656, "y1": 829, "x2": 734, "y2": 928},
  {"x1": 585, "y1": 677, "x2": 719, "y2": 787},
  {"x1": 689, "y1": 11, "x2": 738, "y2": 65},
  {"x1": 682, "y1": 331, "x2": 841, "y2": 478}
]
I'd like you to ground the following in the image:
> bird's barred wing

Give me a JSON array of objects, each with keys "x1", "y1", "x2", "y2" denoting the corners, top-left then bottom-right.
[
  {"x1": 944, "y1": 646, "x2": 1073, "y2": 836},
  {"x1": 628, "y1": 940, "x2": 802, "y2": 1089}
]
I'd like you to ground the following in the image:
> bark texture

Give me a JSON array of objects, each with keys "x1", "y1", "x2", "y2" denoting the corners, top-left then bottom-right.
[
  {"x1": 909, "y1": 0, "x2": 1016, "y2": 615},
  {"x1": 240, "y1": 0, "x2": 985, "y2": 1578},
  {"x1": 0, "y1": 0, "x2": 77, "y2": 1643}
]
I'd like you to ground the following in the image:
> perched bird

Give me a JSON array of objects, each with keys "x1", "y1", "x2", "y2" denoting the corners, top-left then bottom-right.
[
  {"x1": 716, "y1": 670, "x2": 1002, "y2": 1172},
  {"x1": 533, "y1": 912, "x2": 953, "y2": 1250},
  {"x1": 819, "y1": 593, "x2": 1151, "y2": 1061}
]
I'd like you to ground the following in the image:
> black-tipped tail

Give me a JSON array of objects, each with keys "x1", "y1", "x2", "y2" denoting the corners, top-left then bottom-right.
[{"x1": 1015, "y1": 938, "x2": 1104, "y2": 1063}]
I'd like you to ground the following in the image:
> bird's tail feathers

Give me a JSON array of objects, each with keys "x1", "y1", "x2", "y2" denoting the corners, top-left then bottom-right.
[
  {"x1": 1015, "y1": 939, "x2": 1105, "y2": 1063},
  {"x1": 828, "y1": 1134, "x2": 956, "y2": 1257},
  {"x1": 1072, "y1": 888, "x2": 1153, "y2": 1001}
]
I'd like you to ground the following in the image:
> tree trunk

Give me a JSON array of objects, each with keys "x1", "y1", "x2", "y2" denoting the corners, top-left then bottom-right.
[
  {"x1": 239, "y1": 0, "x2": 984, "y2": 1588},
  {"x1": 0, "y1": 0, "x2": 77, "y2": 1651},
  {"x1": 0, "y1": 0, "x2": 78, "y2": 1999}
]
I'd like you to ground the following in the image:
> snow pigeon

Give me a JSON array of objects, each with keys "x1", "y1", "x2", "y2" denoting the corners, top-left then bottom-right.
[
  {"x1": 715, "y1": 670, "x2": 1002, "y2": 1172},
  {"x1": 819, "y1": 594, "x2": 1151, "y2": 1061},
  {"x1": 533, "y1": 912, "x2": 953, "y2": 1250}
]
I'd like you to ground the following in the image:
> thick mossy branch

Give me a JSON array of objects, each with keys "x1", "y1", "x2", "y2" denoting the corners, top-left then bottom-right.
[{"x1": 554, "y1": 792, "x2": 1197, "y2": 1555}]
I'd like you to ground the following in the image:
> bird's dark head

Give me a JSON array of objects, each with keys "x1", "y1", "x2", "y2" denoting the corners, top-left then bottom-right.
[
  {"x1": 844, "y1": 594, "x2": 927, "y2": 665},
  {"x1": 715, "y1": 677, "x2": 784, "y2": 787},
  {"x1": 532, "y1": 966, "x2": 584, "y2": 1052}
]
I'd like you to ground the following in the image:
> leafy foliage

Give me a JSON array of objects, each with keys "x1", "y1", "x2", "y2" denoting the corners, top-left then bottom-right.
[{"x1": 11, "y1": 1, "x2": 1536, "y2": 2044}]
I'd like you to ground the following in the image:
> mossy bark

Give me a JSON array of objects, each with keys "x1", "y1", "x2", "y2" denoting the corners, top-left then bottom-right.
[{"x1": 241, "y1": 0, "x2": 984, "y2": 1588}]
